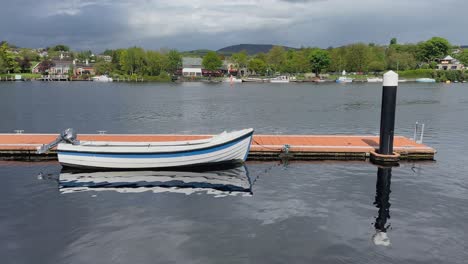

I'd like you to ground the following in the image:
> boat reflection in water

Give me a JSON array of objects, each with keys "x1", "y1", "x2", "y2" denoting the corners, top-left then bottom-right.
[
  {"x1": 372, "y1": 166, "x2": 392, "y2": 247},
  {"x1": 59, "y1": 164, "x2": 252, "y2": 197}
]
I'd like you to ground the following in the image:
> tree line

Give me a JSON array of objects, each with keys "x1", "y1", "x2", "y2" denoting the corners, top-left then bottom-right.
[
  {"x1": 1, "y1": 37, "x2": 467, "y2": 78},
  {"x1": 231, "y1": 37, "x2": 467, "y2": 76}
]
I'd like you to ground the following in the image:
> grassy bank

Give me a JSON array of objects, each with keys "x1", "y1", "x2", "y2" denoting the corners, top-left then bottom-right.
[
  {"x1": 110, "y1": 73, "x2": 172, "y2": 82},
  {"x1": 0, "y1": 73, "x2": 41, "y2": 79},
  {"x1": 396, "y1": 69, "x2": 434, "y2": 79}
]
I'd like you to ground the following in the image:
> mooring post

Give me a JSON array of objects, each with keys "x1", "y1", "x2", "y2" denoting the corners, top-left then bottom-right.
[
  {"x1": 370, "y1": 71, "x2": 400, "y2": 164},
  {"x1": 379, "y1": 71, "x2": 398, "y2": 155}
]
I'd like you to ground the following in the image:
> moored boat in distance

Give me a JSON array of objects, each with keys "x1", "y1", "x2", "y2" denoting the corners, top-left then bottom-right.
[
  {"x1": 222, "y1": 76, "x2": 243, "y2": 83},
  {"x1": 92, "y1": 75, "x2": 113, "y2": 82},
  {"x1": 415, "y1": 78, "x2": 436, "y2": 83},
  {"x1": 242, "y1": 77, "x2": 266, "y2": 83},
  {"x1": 336, "y1": 76, "x2": 354, "y2": 83},
  {"x1": 269, "y1": 76, "x2": 290, "y2": 83},
  {"x1": 367, "y1": 77, "x2": 383, "y2": 83},
  {"x1": 37, "y1": 128, "x2": 254, "y2": 170}
]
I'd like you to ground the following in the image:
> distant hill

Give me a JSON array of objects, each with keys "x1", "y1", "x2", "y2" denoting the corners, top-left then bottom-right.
[
  {"x1": 180, "y1": 49, "x2": 214, "y2": 57},
  {"x1": 217, "y1": 44, "x2": 298, "y2": 55}
]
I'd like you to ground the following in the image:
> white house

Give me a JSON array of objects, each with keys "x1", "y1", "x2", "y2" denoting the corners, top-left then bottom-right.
[
  {"x1": 182, "y1": 57, "x2": 202, "y2": 77},
  {"x1": 436, "y1": 55, "x2": 464, "y2": 70}
]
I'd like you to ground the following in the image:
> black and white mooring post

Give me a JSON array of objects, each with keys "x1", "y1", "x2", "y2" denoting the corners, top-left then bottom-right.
[{"x1": 371, "y1": 71, "x2": 401, "y2": 164}]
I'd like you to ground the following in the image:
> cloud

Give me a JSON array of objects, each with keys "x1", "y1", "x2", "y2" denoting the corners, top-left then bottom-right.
[{"x1": 0, "y1": 0, "x2": 467, "y2": 51}]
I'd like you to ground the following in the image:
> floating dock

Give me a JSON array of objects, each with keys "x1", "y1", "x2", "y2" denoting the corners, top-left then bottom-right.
[{"x1": 0, "y1": 133, "x2": 435, "y2": 161}]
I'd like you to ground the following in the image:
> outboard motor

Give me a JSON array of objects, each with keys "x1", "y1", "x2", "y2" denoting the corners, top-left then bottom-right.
[{"x1": 37, "y1": 128, "x2": 79, "y2": 154}]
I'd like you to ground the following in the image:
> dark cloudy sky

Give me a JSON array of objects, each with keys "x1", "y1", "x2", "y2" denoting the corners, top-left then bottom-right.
[{"x1": 1, "y1": 0, "x2": 467, "y2": 51}]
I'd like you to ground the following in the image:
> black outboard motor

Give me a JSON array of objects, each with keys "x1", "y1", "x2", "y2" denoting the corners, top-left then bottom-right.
[{"x1": 37, "y1": 128, "x2": 79, "y2": 154}]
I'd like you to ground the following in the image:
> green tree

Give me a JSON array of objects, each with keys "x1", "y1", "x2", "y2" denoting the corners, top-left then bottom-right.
[
  {"x1": 118, "y1": 49, "x2": 129, "y2": 73},
  {"x1": 248, "y1": 58, "x2": 267, "y2": 75},
  {"x1": 345, "y1": 43, "x2": 370, "y2": 72},
  {"x1": 289, "y1": 50, "x2": 311, "y2": 73},
  {"x1": 368, "y1": 61, "x2": 385, "y2": 72},
  {"x1": 254, "y1": 52, "x2": 267, "y2": 63},
  {"x1": 0, "y1": 42, "x2": 19, "y2": 73},
  {"x1": 165, "y1": 50, "x2": 182, "y2": 74},
  {"x1": 455, "y1": 49, "x2": 468, "y2": 66},
  {"x1": 119, "y1": 47, "x2": 146, "y2": 75},
  {"x1": 50, "y1": 44, "x2": 70, "y2": 52},
  {"x1": 102, "y1": 49, "x2": 114, "y2": 56},
  {"x1": 390, "y1": 38, "x2": 397, "y2": 45},
  {"x1": 145, "y1": 50, "x2": 164, "y2": 76},
  {"x1": 231, "y1": 50, "x2": 248, "y2": 74},
  {"x1": 266, "y1": 46, "x2": 287, "y2": 72},
  {"x1": 202, "y1": 51, "x2": 222, "y2": 71},
  {"x1": 94, "y1": 61, "x2": 114, "y2": 75},
  {"x1": 386, "y1": 47, "x2": 417, "y2": 71},
  {"x1": 308, "y1": 49, "x2": 330, "y2": 75},
  {"x1": 417, "y1": 37, "x2": 451, "y2": 63},
  {"x1": 20, "y1": 49, "x2": 40, "y2": 62},
  {"x1": 0, "y1": 56, "x2": 6, "y2": 74},
  {"x1": 76, "y1": 50, "x2": 93, "y2": 62},
  {"x1": 328, "y1": 47, "x2": 347, "y2": 72}
]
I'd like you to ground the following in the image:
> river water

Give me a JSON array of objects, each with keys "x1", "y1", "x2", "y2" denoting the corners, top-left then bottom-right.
[{"x1": 1, "y1": 81, "x2": 467, "y2": 263}]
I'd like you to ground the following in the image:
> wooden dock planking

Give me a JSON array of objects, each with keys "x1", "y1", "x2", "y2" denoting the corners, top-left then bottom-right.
[{"x1": 0, "y1": 133, "x2": 436, "y2": 161}]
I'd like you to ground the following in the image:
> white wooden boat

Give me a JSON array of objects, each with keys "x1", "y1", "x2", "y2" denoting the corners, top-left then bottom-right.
[
  {"x1": 270, "y1": 76, "x2": 290, "y2": 83},
  {"x1": 92, "y1": 75, "x2": 113, "y2": 82},
  {"x1": 37, "y1": 128, "x2": 254, "y2": 169},
  {"x1": 58, "y1": 165, "x2": 252, "y2": 195}
]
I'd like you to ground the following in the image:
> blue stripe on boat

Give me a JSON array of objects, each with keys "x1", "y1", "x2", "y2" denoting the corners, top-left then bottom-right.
[
  {"x1": 243, "y1": 136, "x2": 253, "y2": 161},
  {"x1": 58, "y1": 135, "x2": 250, "y2": 159}
]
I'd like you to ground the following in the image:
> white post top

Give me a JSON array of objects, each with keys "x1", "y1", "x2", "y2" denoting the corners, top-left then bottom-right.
[{"x1": 383, "y1": 70, "x2": 398, "y2": 87}]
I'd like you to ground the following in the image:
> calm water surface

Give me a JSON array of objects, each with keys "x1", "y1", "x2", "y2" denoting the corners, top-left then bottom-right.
[{"x1": 1, "y1": 81, "x2": 467, "y2": 263}]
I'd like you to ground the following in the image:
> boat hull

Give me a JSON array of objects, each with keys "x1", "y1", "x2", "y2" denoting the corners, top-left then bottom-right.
[
  {"x1": 223, "y1": 78, "x2": 242, "y2": 83},
  {"x1": 367, "y1": 78, "x2": 383, "y2": 83},
  {"x1": 57, "y1": 129, "x2": 253, "y2": 169},
  {"x1": 415, "y1": 78, "x2": 436, "y2": 83}
]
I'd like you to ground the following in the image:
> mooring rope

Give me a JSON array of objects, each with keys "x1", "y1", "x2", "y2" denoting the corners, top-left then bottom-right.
[{"x1": 252, "y1": 138, "x2": 284, "y2": 151}]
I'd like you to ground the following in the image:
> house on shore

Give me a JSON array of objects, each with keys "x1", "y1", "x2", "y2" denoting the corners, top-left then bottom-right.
[
  {"x1": 97, "y1": 55, "x2": 112, "y2": 63},
  {"x1": 221, "y1": 60, "x2": 244, "y2": 76},
  {"x1": 31, "y1": 58, "x2": 96, "y2": 78},
  {"x1": 49, "y1": 60, "x2": 73, "y2": 75},
  {"x1": 182, "y1": 57, "x2": 202, "y2": 77},
  {"x1": 436, "y1": 56, "x2": 464, "y2": 70},
  {"x1": 74, "y1": 59, "x2": 96, "y2": 76}
]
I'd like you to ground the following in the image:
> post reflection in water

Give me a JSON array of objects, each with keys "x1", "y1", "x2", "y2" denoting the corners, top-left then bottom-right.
[
  {"x1": 373, "y1": 166, "x2": 392, "y2": 247},
  {"x1": 58, "y1": 164, "x2": 253, "y2": 197}
]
